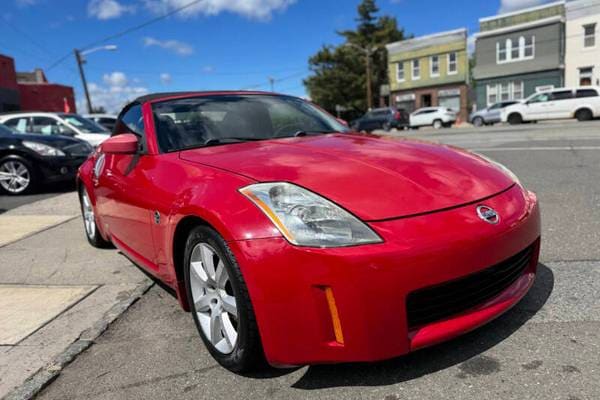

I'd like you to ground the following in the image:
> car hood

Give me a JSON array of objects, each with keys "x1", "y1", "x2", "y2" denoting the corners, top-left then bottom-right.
[{"x1": 179, "y1": 134, "x2": 515, "y2": 221}]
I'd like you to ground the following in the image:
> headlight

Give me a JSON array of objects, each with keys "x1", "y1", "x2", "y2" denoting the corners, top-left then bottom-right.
[
  {"x1": 240, "y1": 182, "x2": 382, "y2": 248},
  {"x1": 23, "y1": 141, "x2": 65, "y2": 156},
  {"x1": 475, "y1": 152, "x2": 521, "y2": 186}
]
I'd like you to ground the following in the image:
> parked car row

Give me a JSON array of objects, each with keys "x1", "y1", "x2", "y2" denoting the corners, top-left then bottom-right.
[
  {"x1": 0, "y1": 111, "x2": 116, "y2": 195},
  {"x1": 351, "y1": 106, "x2": 457, "y2": 132}
]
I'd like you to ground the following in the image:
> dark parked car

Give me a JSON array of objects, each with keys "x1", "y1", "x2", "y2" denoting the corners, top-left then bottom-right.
[
  {"x1": 0, "y1": 124, "x2": 93, "y2": 195},
  {"x1": 351, "y1": 107, "x2": 409, "y2": 132}
]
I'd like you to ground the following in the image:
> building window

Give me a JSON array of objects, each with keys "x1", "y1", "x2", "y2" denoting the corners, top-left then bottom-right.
[
  {"x1": 412, "y1": 59, "x2": 420, "y2": 80},
  {"x1": 396, "y1": 62, "x2": 405, "y2": 82},
  {"x1": 497, "y1": 41, "x2": 507, "y2": 62},
  {"x1": 487, "y1": 81, "x2": 524, "y2": 105},
  {"x1": 430, "y1": 55, "x2": 439, "y2": 77},
  {"x1": 447, "y1": 52, "x2": 457, "y2": 75},
  {"x1": 584, "y1": 24, "x2": 596, "y2": 48},
  {"x1": 497, "y1": 36, "x2": 534, "y2": 63},
  {"x1": 513, "y1": 81, "x2": 523, "y2": 99},
  {"x1": 579, "y1": 67, "x2": 594, "y2": 86},
  {"x1": 487, "y1": 84, "x2": 498, "y2": 105}
]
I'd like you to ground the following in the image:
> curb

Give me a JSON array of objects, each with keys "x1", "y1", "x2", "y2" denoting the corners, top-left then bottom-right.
[{"x1": 3, "y1": 280, "x2": 154, "y2": 400}]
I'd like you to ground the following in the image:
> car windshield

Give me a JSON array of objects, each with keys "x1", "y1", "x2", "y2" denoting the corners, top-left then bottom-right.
[
  {"x1": 152, "y1": 95, "x2": 349, "y2": 152},
  {"x1": 60, "y1": 114, "x2": 109, "y2": 134},
  {"x1": 0, "y1": 124, "x2": 16, "y2": 136}
]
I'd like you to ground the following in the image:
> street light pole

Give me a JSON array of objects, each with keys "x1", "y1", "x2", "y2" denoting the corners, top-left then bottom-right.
[
  {"x1": 74, "y1": 49, "x2": 93, "y2": 114},
  {"x1": 73, "y1": 45, "x2": 118, "y2": 114}
]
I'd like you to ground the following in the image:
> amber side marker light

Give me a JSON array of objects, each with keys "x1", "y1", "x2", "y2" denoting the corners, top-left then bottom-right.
[{"x1": 324, "y1": 287, "x2": 345, "y2": 345}]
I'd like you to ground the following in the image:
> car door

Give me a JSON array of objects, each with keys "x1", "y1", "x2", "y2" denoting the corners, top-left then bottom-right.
[
  {"x1": 94, "y1": 104, "x2": 159, "y2": 271},
  {"x1": 524, "y1": 93, "x2": 552, "y2": 120},
  {"x1": 411, "y1": 110, "x2": 427, "y2": 126},
  {"x1": 486, "y1": 103, "x2": 503, "y2": 122},
  {"x1": 547, "y1": 90, "x2": 574, "y2": 119}
]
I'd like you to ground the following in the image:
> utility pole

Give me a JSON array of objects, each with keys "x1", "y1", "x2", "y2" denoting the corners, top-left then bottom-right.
[
  {"x1": 268, "y1": 76, "x2": 275, "y2": 92},
  {"x1": 346, "y1": 43, "x2": 380, "y2": 110},
  {"x1": 73, "y1": 45, "x2": 117, "y2": 114},
  {"x1": 74, "y1": 49, "x2": 93, "y2": 114}
]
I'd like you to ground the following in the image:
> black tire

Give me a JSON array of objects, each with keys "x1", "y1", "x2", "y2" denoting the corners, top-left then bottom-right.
[
  {"x1": 78, "y1": 186, "x2": 113, "y2": 248},
  {"x1": 382, "y1": 122, "x2": 392, "y2": 132},
  {"x1": 508, "y1": 113, "x2": 523, "y2": 125},
  {"x1": 0, "y1": 155, "x2": 37, "y2": 195},
  {"x1": 432, "y1": 119, "x2": 443, "y2": 129},
  {"x1": 184, "y1": 225, "x2": 264, "y2": 372},
  {"x1": 472, "y1": 117, "x2": 484, "y2": 127},
  {"x1": 575, "y1": 108, "x2": 593, "y2": 122}
]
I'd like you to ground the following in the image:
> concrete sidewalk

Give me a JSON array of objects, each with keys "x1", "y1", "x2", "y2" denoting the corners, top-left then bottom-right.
[{"x1": 0, "y1": 193, "x2": 152, "y2": 399}]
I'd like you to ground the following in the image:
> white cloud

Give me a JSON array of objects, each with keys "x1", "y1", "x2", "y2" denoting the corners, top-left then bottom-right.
[
  {"x1": 103, "y1": 71, "x2": 128, "y2": 87},
  {"x1": 202, "y1": 65, "x2": 214, "y2": 73},
  {"x1": 160, "y1": 73, "x2": 172, "y2": 85},
  {"x1": 81, "y1": 72, "x2": 148, "y2": 113},
  {"x1": 142, "y1": 0, "x2": 295, "y2": 21},
  {"x1": 467, "y1": 34, "x2": 476, "y2": 55},
  {"x1": 498, "y1": 0, "x2": 553, "y2": 13},
  {"x1": 143, "y1": 37, "x2": 194, "y2": 56},
  {"x1": 88, "y1": 0, "x2": 135, "y2": 20}
]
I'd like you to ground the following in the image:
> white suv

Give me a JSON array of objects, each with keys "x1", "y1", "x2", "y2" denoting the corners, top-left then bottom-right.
[
  {"x1": 0, "y1": 112, "x2": 110, "y2": 146},
  {"x1": 410, "y1": 107, "x2": 457, "y2": 129},
  {"x1": 501, "y1": 87, "x2": 600, "y2": 125}
]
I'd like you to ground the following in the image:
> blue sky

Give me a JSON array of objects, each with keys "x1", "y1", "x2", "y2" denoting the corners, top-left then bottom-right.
[{"x1": 0, "y1": 0, "x2": 554, "y2": 112}]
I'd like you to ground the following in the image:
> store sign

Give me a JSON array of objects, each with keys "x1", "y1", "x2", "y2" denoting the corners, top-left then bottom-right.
[
  {"x1": 395, "y1": 93, "x2": 416, "y2": 102},
  {"x1": 438, "y1": 88, "x2": 461, "y2": 97}
]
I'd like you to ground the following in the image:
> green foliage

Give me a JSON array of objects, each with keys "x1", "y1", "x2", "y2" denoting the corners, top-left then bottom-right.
[{"x1": 304, "y1": 0, "x2": 406, "y2": 119}]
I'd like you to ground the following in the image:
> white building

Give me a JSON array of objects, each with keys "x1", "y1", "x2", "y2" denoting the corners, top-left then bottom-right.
[{"x1": 565, "y1": 0, "x2": 600, "y2": 87}]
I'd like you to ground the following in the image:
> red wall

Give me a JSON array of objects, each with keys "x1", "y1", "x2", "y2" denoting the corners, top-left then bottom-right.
[
  {"x1": 18, "y1": 83, "x2": 77, "y2": 113},
  {"x1": 0, "y1": 55, "x2": 18, "y2": 91}
]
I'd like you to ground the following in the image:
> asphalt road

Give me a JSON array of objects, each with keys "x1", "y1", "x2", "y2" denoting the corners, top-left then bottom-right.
[
  {"x1": 37, "y1": 120, "x2": 600, "y2": 400},
  {"x1": 0, "y1": 181, "x2": 75, "y2": 214}
]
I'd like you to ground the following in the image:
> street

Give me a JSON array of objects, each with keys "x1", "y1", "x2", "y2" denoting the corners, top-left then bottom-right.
[{"x1": 18, "y1": 120, "x2": 598, "y2": 400}]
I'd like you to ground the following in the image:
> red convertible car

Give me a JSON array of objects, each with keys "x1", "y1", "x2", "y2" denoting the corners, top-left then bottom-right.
[{"x1": 78, "y1": 92, "x2": 541, "y2": 372}]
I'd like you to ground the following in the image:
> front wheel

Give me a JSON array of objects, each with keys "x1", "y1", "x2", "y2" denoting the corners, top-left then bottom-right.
[
  {"x1": 432, "y1": 119, "x2": 443, "y2": 129},
  {"x1": 79, "y1": 187, "x2": 113, "y2": 248},
  {"x1": 472, "y1": 117, "x2": 484, "y2": 127},
  {"x1": 0, "y1": 156, "x2": 36, "y2": 195},
  {"x1": 382, "y1": 122, "x2": 392, "y2": 132},
  {"x1": 184, "y1": 225, "x2": 264, "y2": 372},
  {"x1": 508, "y1": 113, "x2": 523, "y2": 125}
]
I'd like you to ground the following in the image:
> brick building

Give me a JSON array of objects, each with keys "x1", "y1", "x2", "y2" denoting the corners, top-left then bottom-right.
[{"x1": 0, "y1": 53, "x2": 76, "y2": 113}]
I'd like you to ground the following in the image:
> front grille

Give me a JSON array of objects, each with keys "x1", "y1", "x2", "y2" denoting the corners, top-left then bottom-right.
[{"x1": 406, "y1": 245, "x2": 534, "y2": 329}]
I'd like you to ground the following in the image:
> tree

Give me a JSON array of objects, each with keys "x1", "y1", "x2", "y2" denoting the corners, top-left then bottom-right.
[{"x1": 304, "y1": 0, "x2": 406, "y2": 119}]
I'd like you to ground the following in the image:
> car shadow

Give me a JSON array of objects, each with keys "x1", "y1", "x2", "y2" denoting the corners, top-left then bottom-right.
[{"x1": 246, "y1": 263, "x2": 554, "y2": 387}]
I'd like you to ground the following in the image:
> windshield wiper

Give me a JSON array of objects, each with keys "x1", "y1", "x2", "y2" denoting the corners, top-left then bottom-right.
[
  {"x1": 293, "y1": 130, "x2": 338, "y2": 137},
  {"x1": 203, "y1": 137, "x2": 266, "y2": 147}
]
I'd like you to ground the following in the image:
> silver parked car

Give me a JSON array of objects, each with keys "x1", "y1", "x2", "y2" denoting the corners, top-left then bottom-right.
[{"x1": 469, "y1": 101, "x2": 519, "y2": 127}]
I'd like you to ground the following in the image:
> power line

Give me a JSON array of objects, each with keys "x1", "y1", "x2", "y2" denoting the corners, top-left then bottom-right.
[{"x1": 47, "y1": 0, "x2": 206, "y2": 71}]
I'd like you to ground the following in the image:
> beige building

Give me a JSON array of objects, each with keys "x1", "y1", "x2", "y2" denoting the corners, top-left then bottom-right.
[{"x1": 566, "y1": 0, "x2": 600, "y2": 87}]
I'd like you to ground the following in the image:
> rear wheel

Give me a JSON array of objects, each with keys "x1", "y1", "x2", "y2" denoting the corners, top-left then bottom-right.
[
  {"x1": 432, "y1": 119, "x2": 443, "y2": 129},
  {"x1": 79, "y1": 187, "x2": 112, "y2": 248},
  {"x1": 472, "y1": 117, "x2": 484, "y2": 127},
  {"x1": 184, "y1": 225, "x2": 263, "y2": 372},
  {"x1": 508, "y1": 113, "x2": 523, "y2": 125},
  {"x1": 0, "y1": 156, "x2": 36, "y2": 195},
  {"x1": 382, "y1": 122, "x2": 392, "y2": 132},
  {"x1": 575, "y1": 108, "x2": 593, "y2": 122}
]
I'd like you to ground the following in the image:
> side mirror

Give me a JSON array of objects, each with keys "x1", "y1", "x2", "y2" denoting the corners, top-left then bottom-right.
[
  {"x1": 336, "y1": 118, "x2": 349, "y2": 127},
  {"x1": 101, "y1": 133, "x2": 138, "y2": 154}
]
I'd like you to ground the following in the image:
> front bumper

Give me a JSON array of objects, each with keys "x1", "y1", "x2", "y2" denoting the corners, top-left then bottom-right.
[
  {"x1": 229, "y1": 184, "x2": 540, "y2": 366},
  {"x1": 38, "y1": 156, "x2": 88, "y2": 183}
]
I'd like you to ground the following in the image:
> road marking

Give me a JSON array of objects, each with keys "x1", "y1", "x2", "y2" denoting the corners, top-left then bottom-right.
[{"x1": 470, "y1": 146, "x2": 600, "y2": 152}]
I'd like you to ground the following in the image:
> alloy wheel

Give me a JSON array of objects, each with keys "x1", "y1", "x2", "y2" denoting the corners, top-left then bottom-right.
[
  {"x1": 81, "y1": 190, "x2": 96, "y2": 239},
  {"x1": 189, "y1": 243, "x2": 238, "y2": 354},
  {"x1": 0, "y1": 160, "x2": 31, "y2": 194}
]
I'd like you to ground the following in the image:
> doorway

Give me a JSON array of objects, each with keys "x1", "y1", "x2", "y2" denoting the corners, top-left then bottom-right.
[{"x1": 421, "y1": 94, "x2": 432, "y2": 107}]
